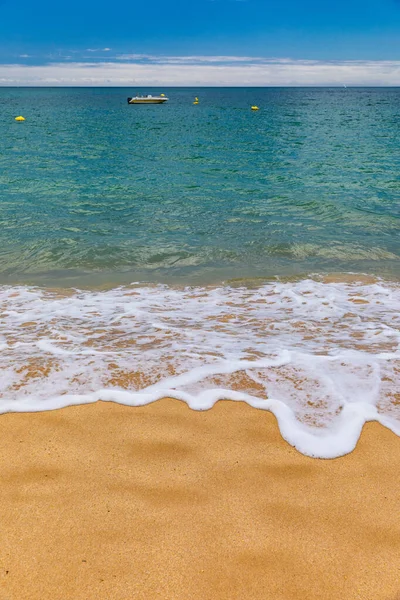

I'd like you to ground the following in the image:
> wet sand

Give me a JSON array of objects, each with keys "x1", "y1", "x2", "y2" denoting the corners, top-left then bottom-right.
[{"x1": 0, "y1": 399, "x2": 399, "y2": 600}]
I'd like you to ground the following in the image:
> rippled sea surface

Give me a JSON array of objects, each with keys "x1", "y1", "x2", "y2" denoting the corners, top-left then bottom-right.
[{"x1": 0, "y1": 87, "x2": 399, "y2": 285}]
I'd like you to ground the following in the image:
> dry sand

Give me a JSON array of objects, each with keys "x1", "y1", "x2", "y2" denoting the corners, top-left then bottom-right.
[{"x1": 0, "y1": 399, "x2": 399, "y2": 600}]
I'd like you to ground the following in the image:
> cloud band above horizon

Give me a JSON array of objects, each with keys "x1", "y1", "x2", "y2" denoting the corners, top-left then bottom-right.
[{"x1": 0, "y1": 57, "x2": 400, "y2": 86}]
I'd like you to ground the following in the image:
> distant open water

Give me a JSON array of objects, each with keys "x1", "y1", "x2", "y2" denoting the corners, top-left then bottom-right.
[{"x1": 0, "y1": 88, "x2": 399, "y2": 457}]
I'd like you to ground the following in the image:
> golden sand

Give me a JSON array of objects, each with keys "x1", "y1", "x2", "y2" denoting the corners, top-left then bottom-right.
[{"x1": 0, "y1": 399, "x2": 399, "y2": 600}]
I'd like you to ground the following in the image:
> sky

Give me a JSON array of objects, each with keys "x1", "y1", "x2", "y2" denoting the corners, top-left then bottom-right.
[{"x1": 0, "y1": 0, "x2": 399, "y2": 85}]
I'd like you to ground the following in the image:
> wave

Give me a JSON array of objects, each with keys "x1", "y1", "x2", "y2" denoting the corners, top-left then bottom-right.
[{"x1": 0, "y1": 276, "x2": 399, "y2": 458}]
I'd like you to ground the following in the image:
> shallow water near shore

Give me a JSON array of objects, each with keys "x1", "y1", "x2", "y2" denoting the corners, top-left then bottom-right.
[
  {"x1": 1, "y1": 275, "x2": 399, "y2": 458},
  {"x1": 0, "y1": 88, "x2": 399, "y2": 456}
]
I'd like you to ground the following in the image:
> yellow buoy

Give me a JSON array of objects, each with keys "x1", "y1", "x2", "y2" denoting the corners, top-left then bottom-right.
[
  {"x1": 193, "y1": 101, "x2": 199, "y2": 105},
  {"x1": 160, "y1": 93, "x2": 165, "y2": 97},
  {"x1": 251, "y1": 106, "x2": 259, "y2": 111},
  {"x1": 15, "y1": 116, "x2": 25, "y2": 121}
]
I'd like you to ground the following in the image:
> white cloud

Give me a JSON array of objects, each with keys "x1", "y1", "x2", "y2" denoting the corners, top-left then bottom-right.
[
  {"x1": 0, "y1": 58, "x2": 399, "y2": 86},
  {"x1": 86, "y1": 47, "x2": 111, "y2": 52},
  {"x1": 116, "y1": 54, "x2": 270, "y2": 63}
]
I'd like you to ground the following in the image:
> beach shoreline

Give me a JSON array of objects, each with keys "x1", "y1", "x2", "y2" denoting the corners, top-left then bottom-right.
[
  {"x1": 1, "y1": 275, "x2": 399, "y2": 460},
  {"x1": 1, "y1": 398, "x2": 399, "y2": 600},
  {"x1": 1, "y1": 85, "x2": 399, "y2": 600}
]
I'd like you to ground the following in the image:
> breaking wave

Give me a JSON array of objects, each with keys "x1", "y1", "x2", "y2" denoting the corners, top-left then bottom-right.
[{"x1": 0, "y1": 276, "x2": 399, "y2": 458}]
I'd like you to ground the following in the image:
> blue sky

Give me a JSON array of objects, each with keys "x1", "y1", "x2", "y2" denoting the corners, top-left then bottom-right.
[{"x1": 0, "y1": 0, "x2": 399, "y2": 85}]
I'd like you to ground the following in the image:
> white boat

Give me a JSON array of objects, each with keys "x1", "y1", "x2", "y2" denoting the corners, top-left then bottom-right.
[{"x1": 127, "y1": 94, "x2": 168, "y2": 104}]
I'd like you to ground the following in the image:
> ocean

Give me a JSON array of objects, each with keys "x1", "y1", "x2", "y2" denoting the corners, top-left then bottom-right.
[{"x1": 0, "y1": 87, "x2": 399, "y2": 457}]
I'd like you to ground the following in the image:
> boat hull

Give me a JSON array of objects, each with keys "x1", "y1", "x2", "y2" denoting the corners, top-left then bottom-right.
[{"x1": 127, "y1": 98, "x2": 168, "y2": 104}]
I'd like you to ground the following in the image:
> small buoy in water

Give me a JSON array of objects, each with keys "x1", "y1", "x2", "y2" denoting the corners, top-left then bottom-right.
[
  {"x1": 193, "y1": 101, "x2": 199, "y2": 105},
  {"x1": 15, "y1": 116, "x2": 25, "y2": 121},
  {"x1": 160, "y1": 93, "x2": 165, "y2": 97},
  {"x1": 251, "y1": 106, "x2": 259, "y2": 111}
]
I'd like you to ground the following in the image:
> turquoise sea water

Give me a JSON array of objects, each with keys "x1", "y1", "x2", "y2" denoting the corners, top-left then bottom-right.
[
  {"x1": 0, "y1": 87, "x2": 399, "y2": 286},
  {"x1": 1, "y1": 88, "x2": 399, "y2": 455}
]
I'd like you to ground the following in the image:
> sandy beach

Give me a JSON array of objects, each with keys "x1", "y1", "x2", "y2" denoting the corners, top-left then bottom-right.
[{"x1": 0, "y1": 399, "x2": 399, "y2": 600}]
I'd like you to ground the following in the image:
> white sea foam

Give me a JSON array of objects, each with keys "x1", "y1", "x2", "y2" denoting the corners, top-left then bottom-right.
[{"x1": 0, "y1": 277, "x2": 399, "y2": 458}]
